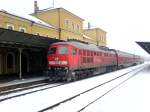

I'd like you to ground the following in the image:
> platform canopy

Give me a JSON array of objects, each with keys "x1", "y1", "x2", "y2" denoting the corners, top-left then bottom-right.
[
  {"x1": 136, "y1": 42, "x2": 150, "y2": 54},
  {"x1": 0, "y1": 28, "x2": 62, "y2": 49}
]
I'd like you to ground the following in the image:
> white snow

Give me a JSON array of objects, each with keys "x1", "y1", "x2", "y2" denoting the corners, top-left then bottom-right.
[
  {"x1": 0, "y1": 9, "x2": 54, "y2": 28},
  {"x1": 82, "y1": 64, "x2": 150, "y2": 112},
  {"x1": 0, "y1": 62, "x2": 149, "y2": 112},
  {"x1": 0, "y1": 77, "x2": 48, "y2": 88}
]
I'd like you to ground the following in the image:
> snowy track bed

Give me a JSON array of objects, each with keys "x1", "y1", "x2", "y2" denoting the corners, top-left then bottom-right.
[
  {"x1": 0, "y1": 83, "x2": 63, "y2": 102},
  {"x1": 46, "y1": 66, "x2": 144, "y2": 112},
  {"x1": 0, "y1": 63, "x2": 147, "y2": 112}
]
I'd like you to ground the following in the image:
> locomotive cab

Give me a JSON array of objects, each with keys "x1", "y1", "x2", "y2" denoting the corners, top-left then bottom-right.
[
  {"x1": 47, "y1": 43, "x2": 78, "y2": 81},
  {"x1": 48, "y1": 45, "x2": 69, "y2": 67}
]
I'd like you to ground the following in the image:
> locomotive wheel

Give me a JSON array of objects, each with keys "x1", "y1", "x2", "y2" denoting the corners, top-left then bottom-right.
[
  {"x1": 66, "y1": 77, "x2": 72, "y2": 82},
  {"x1": 66, "y1": 71, "x2": 76, "y2": 82}
]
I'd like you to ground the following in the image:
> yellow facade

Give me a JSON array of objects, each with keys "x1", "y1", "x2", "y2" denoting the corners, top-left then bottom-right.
[
  {"x1": 32, "y1": 8, "x2": 84, "y2": 41},
  {"x1": 0, "y1": 7, "x2": 107, "y2": 46},
  {"x1": 84, "y1": 28, "x2": 107, "y2": 46},
  {"x1": 0, "y1": 4, "x2": 108, "y2": 76},
  {"x1": 0, "y1": 10, "x2": 59, "y2": 39}
]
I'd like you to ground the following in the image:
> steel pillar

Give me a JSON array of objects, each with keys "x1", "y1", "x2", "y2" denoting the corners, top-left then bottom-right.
[{"x1": 19, "y1": 48, "x2": 23, "y2": 79}]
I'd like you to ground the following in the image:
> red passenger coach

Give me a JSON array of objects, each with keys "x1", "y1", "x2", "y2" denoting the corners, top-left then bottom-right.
[{"x1": 47, "y1": 41, "x2": 143, "y2": 81}]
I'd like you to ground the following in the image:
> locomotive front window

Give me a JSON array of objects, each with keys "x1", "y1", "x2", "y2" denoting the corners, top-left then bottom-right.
[
  {"x1": 71, "y1": 48, "x2": 77, "y2": 55},
  {"x1": 49, "y1": 47, "x2": 57, "y2": 54},
  {"x1": 58, "y1": 47, "x2": 68, "y2": 54}
]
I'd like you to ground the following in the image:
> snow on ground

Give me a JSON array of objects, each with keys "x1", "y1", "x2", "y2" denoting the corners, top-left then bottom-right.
[
  {"x1": 0, "y1": 63, "x2": 148, "y2": 112},
  {"x1": 0, "y1": 77, "x2": 48, "y2": 87},
  {"x1": 82, "y1": 64, "x2": 150, "y2": 112},
  {"x1": 46, "y1": 65, "x2": 144, "y2": 112}
]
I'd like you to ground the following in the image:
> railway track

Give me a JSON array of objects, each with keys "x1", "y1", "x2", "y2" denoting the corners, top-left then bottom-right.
[
  {"x1": 0, "y1": 76, "x2": 96, "y2": 102},
  {"x1": 0, "y1": 82, "x2": 65, "y2": 102},
  {"x1": 0, "y1": 67, "x2": 131, "y2": 103},
  {"x1": 0, "y1": 64, "x2": 146, "y2": 112},
  {"x1": 77, "y1": 67, "x2": 144, "y2": 112},
  {"x1": 0, "y1": 82, "x2": 50, "y2": 95},
  {"x1": 38, "y1": 65, "x2": 145, "y2": 112}
]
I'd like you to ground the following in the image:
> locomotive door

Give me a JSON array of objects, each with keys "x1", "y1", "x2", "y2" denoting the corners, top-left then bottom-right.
[{"x1": 70, "y1": 48, "x2": 77, "y2": 67}]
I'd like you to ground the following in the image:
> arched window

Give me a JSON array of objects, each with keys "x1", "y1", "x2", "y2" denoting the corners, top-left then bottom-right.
[
  {"x1": 19, "y1": 27, "x2": 26, "y2": 33},
  {"x1": 7, "y1": 24, "x2": 14, "y2": 30}
]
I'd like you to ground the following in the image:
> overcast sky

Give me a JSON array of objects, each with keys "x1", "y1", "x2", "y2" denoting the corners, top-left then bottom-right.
[{"x1": 0, "y1": 0, "x2": 150, "y2": 57}]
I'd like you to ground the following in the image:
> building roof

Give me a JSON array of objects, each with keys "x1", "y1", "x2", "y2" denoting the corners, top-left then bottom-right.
[
  {"x1": 33, "y1": 7, "x2": 84, "y2": 21},
  {"x1": 84, "y1": 27, "x2": 107, "y2": 33},
  {"x1": 0, "y1": 28, "x2": 62, "y2": 48},
  {"x1": 136, "y1": 42, "x2": 150, "y2": 54},
  {"x1": 83, "y1": 34, "x2": 95, "y2": 41},
  {"x1": 0, "y1": 9, "x2": 55, "y2": 29}
]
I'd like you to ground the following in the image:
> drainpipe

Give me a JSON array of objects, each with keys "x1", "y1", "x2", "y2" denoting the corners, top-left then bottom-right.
[
  {"x1": 58, "y1": 8, "x2": 61, "y2": 40},
  {"x1": 96, "y1": 29, "x2": 99, "y2": 46}
]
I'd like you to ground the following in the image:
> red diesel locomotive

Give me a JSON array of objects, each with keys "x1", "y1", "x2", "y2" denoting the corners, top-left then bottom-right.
[{"x1": 47, "y1": 41, "x2": 143, "y2": 81}]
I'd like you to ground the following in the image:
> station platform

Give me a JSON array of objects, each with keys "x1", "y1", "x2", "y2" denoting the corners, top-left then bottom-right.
[{"x1": 0, "y1": 76, "x2": 49, "y2": 91}]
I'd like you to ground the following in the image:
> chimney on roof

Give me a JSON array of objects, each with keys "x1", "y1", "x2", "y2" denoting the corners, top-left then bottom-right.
[
  {"x1": 34, "y1": 1, "x2": 39, "y2": 13},
  {"x1": 88, "y1": 22, "x2": 91, "y2": 29}
]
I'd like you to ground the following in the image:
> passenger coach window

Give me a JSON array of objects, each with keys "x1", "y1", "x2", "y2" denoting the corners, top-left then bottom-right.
[
  {"x1": 79, "y1": 50, "x2": 82, "y2": 55},
  {"x1": 59, "y1": 47, "x2": 68, "y2": 54},
  {"x1": 49, "y1": 47, "x2": 57, "y2": 54},
  {"x1": 83, "y1": 50, "x2": 86, "y2": 56}
]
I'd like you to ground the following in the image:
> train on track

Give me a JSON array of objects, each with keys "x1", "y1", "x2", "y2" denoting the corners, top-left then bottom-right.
[{"x1": 47, "y1": 41, "x2": 143, "y2": 81}]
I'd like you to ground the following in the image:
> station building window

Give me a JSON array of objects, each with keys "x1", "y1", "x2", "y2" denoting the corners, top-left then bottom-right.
[
  {"x1": 72, "y1": 23, "x2": 75, "y2": 32},
  {"x1": 77, "y1": 25, "x2": 80, "y2": 32},
  {"x1": 6, "y1": 24, "x2": 14, "y2": 30},
  {"x1": 19, "y1": 27, "x2": 26, "y2": 33},
  {"x1": 65, "y1": 20, "x2": 69, "y2": 30},
  {"x1": 36, "y1": 33, "x2": 40, "y2": 36}
]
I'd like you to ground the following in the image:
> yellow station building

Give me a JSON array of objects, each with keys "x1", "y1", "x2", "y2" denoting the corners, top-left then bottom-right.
[
  {"x1": 0, "y1": 1, "x2": 107, "y2": 76},
  {"x1": 32, "y1": 7, "x2": 84, "y2": 41},
  {"x1": 0, "y1": 1, "x2": 106, "y2": 46},
  {"x1": 0, "y1": 10, "x2": 59, "y2": 38},
  {"x1": 84, "y1": 28, "x2": 107, "y2": 46}
]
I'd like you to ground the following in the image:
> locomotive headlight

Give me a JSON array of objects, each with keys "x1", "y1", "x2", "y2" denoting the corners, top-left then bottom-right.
[
  {"x1": 60, "y1": 61, "x2": 68, "y2": 65},
  {"x1": 49, "y1": 61, "x2": 55, "y2": 64},
  {"x1": 49, "y1": 61, "x2": 68, "y2": 65}
]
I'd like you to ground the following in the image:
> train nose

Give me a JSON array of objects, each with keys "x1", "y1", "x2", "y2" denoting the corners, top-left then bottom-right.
[{"x1": 54, "y1": 57, "x2": 59, "y2": 61}]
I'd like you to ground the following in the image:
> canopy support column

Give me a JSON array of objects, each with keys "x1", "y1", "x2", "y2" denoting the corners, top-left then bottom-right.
[{"x1": 19, "y1": 48, "x2": 23, "y2": 79}]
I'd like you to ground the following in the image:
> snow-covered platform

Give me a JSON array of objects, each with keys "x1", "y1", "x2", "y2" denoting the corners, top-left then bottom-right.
[{"x1": 0, "y1": 76, "x2": 49, "y2": 91}]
